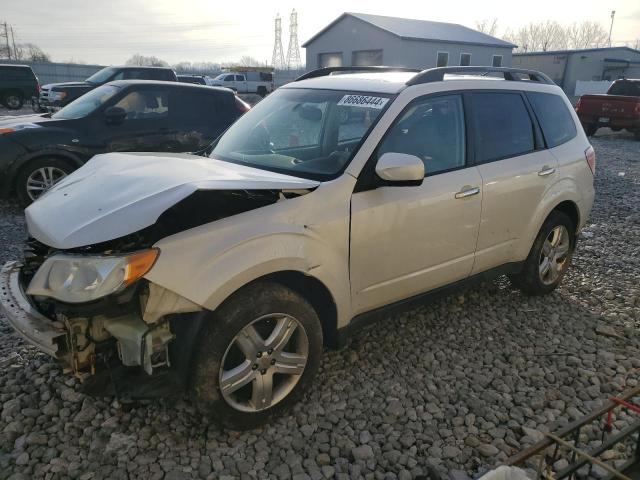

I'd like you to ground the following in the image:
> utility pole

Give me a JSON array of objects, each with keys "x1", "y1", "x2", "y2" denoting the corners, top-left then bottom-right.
[
  {"x1": 2, "y1": 22, "x2": 11, "y2": 60},
  {"x1": 10, "y1": 26, "x2": 17, "y2": 60},
  {"x1": 608, "y1": 10, "x2": 615, "y2": 47}
]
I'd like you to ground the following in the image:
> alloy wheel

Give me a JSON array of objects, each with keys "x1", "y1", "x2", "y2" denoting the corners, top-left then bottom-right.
[
  {"x1": 539, "y1": 225, "x2": 570, "y2": 285},
  {"x1": 219, "y1": 313, "x2": 309, "y2": 412},
  {"x1": 26, "y1": 166, "x2": 68, "y2": 201}
]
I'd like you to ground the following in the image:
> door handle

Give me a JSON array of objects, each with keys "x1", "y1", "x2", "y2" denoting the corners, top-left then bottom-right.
[
  {"x1": 538, "y1": 166, "x2": 556, "y2": 177},
  {"x1": 455, "y1": 186, "x2": 480, "y2": 199}
]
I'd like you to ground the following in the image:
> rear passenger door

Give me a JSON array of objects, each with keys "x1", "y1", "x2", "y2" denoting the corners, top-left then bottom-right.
[{"x1": 469, "y1": 91, "x2": 559, "y2": 274}]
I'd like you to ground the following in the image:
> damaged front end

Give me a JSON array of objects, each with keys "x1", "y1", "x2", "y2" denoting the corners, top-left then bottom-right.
[{"x1": 1, "y1": 238, "x2": 202, "y2": 391}]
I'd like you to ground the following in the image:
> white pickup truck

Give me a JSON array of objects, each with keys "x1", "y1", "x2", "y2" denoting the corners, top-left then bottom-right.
[{"x1": 211, "y1": 71, "x2": 275, "y2": 97}]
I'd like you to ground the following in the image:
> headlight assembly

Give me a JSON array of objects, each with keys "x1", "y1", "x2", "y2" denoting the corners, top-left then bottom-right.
[{"x1": 26, "y1": 249, "x2": 159, "y2": 303}]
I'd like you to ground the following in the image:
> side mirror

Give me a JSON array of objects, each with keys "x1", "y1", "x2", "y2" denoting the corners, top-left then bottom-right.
[
  {"x1": 104, "y1": 106, "x2": 126, "y2": 124},
  {"x1": 375, "y1": 152, "x2": 424, "y2": 185}
]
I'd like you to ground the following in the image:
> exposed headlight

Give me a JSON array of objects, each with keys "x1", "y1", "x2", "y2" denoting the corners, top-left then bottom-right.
[{"x1": 26, "y1": 249, "x2": 159, "y2": 303}]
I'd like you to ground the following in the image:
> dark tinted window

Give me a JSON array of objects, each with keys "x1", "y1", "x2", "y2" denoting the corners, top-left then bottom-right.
[
  {"x1": 173, "y1": 90, "x2": 234, "y2": 124},
  {"x1": 378, "y1": 95, "x2": 466, "y2": 176},
  {"x1": 1, "y1": 66, "x2": 35, "y2": 81},
  {"x1": 608, "y1": 81, "x2": 640, "y2": 96},
  {"x1": 526, "y1": 92, "x2": 577, "y2": 148},
  {"x1": 471, "y1": 92, "x2": 534, "y2": 163}
]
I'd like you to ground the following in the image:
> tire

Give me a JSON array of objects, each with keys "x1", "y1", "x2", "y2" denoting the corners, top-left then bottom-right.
[
  {"x1": 509, "y1": 211, "x2": 575, "y2": 296},
  {"x1": 2, "y1": 91, "x2": 24, "y2": 110},
  {"x1": 191, "y1": 282, "x2": 323, "y2": 430},
  {"x1": 15, "y1": 157, "x2": 76, "y2": 207}
]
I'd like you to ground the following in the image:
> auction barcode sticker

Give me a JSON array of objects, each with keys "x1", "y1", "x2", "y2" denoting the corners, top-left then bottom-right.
[{"x1": 337, "y1": 95, "x2": 389, "y2": 109}]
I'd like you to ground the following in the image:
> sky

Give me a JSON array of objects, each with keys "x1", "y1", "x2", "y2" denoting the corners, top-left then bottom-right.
[{"x1": 1, "y1": 0, "x2": 638, "y2": 66}]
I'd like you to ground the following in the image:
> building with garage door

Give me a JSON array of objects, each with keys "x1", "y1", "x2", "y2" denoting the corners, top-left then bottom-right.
[
  {"x1": 512, "y1": 47, "x2": 640, "y2": 96},
  {"x1": 302, "y1": 12, "x2": 516, "y2": 71}
]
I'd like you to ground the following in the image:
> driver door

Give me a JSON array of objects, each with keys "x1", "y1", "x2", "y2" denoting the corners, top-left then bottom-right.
[{"x1": 350, "y1": 94, "x2": 483, "y2": 314}]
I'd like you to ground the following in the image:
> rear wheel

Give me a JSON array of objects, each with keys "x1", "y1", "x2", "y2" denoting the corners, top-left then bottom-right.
[
  {"x1": 15, "y1": 157, "x2": 75, "y2": 206},
  {"x1": 192, "y1": 282, "x2": 323, "y2": 429},
  {"x1": 2, "y1": 91, "x2": 24, "y2": 110},
  {"x1": 510, "y1": 211, "x2": 575, "y2": 295}
]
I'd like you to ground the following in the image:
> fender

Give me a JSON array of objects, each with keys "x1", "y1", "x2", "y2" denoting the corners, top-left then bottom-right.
[
  {"x1": 514, "y1": 176, "x2": 586, "y2": 261},
  {"x1": 144, "y1": 178, "x2": 355, "y2": 329},
  {"x1": 4, "y1": 147, "x2": 87, "y2": 194}
]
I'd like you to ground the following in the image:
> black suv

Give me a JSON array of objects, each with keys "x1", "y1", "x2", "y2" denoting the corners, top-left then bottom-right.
[
  {"x1": 1, "y1": 80, "x2": 250, "y2": 205},
  {"x1": 0, "y1": 64, "x2": 40, "y2": 110},
  {"x1": 34, "y1": 66, "x2": 178, "y2": 111}
]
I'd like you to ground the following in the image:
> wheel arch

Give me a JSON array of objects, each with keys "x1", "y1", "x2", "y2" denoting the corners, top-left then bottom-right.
[
  {"x1": 8, "y1": 150, "x2": 84, "y2": 194},
  {"x1": 552, "y1": 200, "x2": 580, "y2": 233}
]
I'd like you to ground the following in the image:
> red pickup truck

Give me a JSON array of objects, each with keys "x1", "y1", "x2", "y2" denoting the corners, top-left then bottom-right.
[{"x1": 575, "y1": 79, "x2": 640, "y2": 139}]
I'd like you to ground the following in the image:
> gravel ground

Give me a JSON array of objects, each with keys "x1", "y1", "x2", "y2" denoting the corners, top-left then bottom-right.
[{"x1": 0, "y1": 131, "x2": 639, "y2": 480}]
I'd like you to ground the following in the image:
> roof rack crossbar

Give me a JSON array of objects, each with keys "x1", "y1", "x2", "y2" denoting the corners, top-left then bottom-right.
[
  {"x1": 295, "y1": 66, "x2": 421, "y2": 82},
  {"x1": 406, "y1": 66, "x2": 555, "y2": 86}
]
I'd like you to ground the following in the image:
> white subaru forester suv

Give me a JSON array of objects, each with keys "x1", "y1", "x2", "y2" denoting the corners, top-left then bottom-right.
[{"x1": 1, "y1": 66, "x2": 595, "y2": 429}]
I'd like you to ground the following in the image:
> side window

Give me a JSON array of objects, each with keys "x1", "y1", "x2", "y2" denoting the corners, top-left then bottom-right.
[
  {"x1": 124, "y1": 69, "x2": 146, "y2": 80},
  {"x1": 526, "y1": 92, "x2": 577, "y2": 148},
  {"x1": 235, "y1": 75, "x2": 245, "y2": 81},
  {"x1": 114, "y1": 89, "x2": 169, "y2": 120},
  {"x1": 470, "y1": 92, "x2": 534, "y2": 163},
  {"x1": 224, "y1": 75, "x2": 235, "y2": 81},
  {"x1": 111, "y1": 70, "x2": 125, "y2": 81},
  {"x1": 173, "y1": 91, "x2": 234, "y2": 125},
  {"x1": 377, "y1": 95, "x2": 466, "y2": 176},
  {"x1": 436, "y1": 52, "x2": 449, "y2": 67}
]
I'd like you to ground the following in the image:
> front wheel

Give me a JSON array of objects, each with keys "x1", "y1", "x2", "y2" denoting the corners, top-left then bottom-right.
[
  {"x1": 15, "y1": 158, "x2": 75, "y2": 206},
  {"x1": 191, "y1": 282, "x2": 323, "y2": 429},
  {"x1": 510, "y1": 211, "x2": 575, "y2": 295}
]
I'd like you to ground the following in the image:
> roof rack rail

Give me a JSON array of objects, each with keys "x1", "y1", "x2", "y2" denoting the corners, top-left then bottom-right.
[
  {"x1": 406, "y1": 66, "x2": 555, "y2": 86},
  {"x1": 295, "y1": 66, "x2": 421, "y2": 82}
]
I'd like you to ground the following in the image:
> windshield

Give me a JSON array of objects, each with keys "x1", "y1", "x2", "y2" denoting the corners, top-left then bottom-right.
[
  {"x1": 210, "y1": 88, "x2": 393, "y2": 180},
  {"x1": 52, "y1": 85, "x2": 121, "y2": 120},
  {"x1": 85, "y1": 67, "x2": 117, "y2": 85}
]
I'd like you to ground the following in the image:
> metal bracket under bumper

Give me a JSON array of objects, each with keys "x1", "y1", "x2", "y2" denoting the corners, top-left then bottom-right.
[{"x1": 0, "y1": 261, "x2": 67, "y2": 358}]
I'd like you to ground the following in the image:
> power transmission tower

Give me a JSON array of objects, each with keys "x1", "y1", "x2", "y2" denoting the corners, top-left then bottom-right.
[
  {"x1": 271, "y1": 14, "x2": 285, "y2": 70},
  {"x1": 286, "y1": 9, "x2": 301, "y2": 71}
]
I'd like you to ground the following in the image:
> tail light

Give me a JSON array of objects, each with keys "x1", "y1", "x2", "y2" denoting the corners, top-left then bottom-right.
[
  {"x1": 634, "y1": 101, "x2": 640, "y2": 117},
  {"x1": 37, "y1": 83, "x2": 41, "y2": 93},
  {"x1": 585, "y1": 146, "x2": 596, "y2": 174},
  {"x1": 235, "y1": 96, "x2": 250, "y2": 114},
  {"x1": 575, "y1": 97, "x2": 582, "y2": 111}
]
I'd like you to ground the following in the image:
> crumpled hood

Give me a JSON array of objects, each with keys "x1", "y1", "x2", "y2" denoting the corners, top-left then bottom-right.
[{"x1": 26, "y1": 152, "x2": 319, "y2": 249}]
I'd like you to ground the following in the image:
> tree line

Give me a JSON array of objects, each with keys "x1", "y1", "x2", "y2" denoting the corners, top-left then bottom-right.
[{"x1": 476, "y1": 18, "x2": 639, "y2": 52}]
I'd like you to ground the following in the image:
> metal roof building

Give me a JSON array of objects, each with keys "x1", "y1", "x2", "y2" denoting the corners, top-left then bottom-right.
[
  {"x1": 513, "y1": 47, "x2": 640, "y2": 96},
  {"x1": 302, "y1": 12, "x2": 516, "y2": 71}
]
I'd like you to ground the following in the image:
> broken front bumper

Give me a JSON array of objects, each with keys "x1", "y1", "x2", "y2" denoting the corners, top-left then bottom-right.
[{"x1": 0, "y1": 261, "x2": 67, "y2": 358}]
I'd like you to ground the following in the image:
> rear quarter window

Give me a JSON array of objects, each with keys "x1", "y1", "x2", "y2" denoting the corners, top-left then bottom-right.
[
  {"x1": 172, "y1": 89, "x2": 235, "y2": 124},
  {"x1": 526, "y1": 92, "x2": 577, "y2": 148},
  {"x1": 470, "y1": 92, "x2": 535, "y2": 163}
]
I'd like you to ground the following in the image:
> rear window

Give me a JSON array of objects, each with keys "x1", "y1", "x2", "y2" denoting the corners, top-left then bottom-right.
[
  {"x1": 526, "y1": 92, "x2": 577, "y2": 148},
  {"x1": 470, "y1": 92, "x2": 535, "y2": 163},
  {"x1": 173, "y1": 89, "x2": 235, "y2": 124},
  {"x1": 608, "y1": 81, "x2": 640, "y2": 97},
  {"x1": 0, "y1": 66, "x2": 35, "y2": 81}
]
